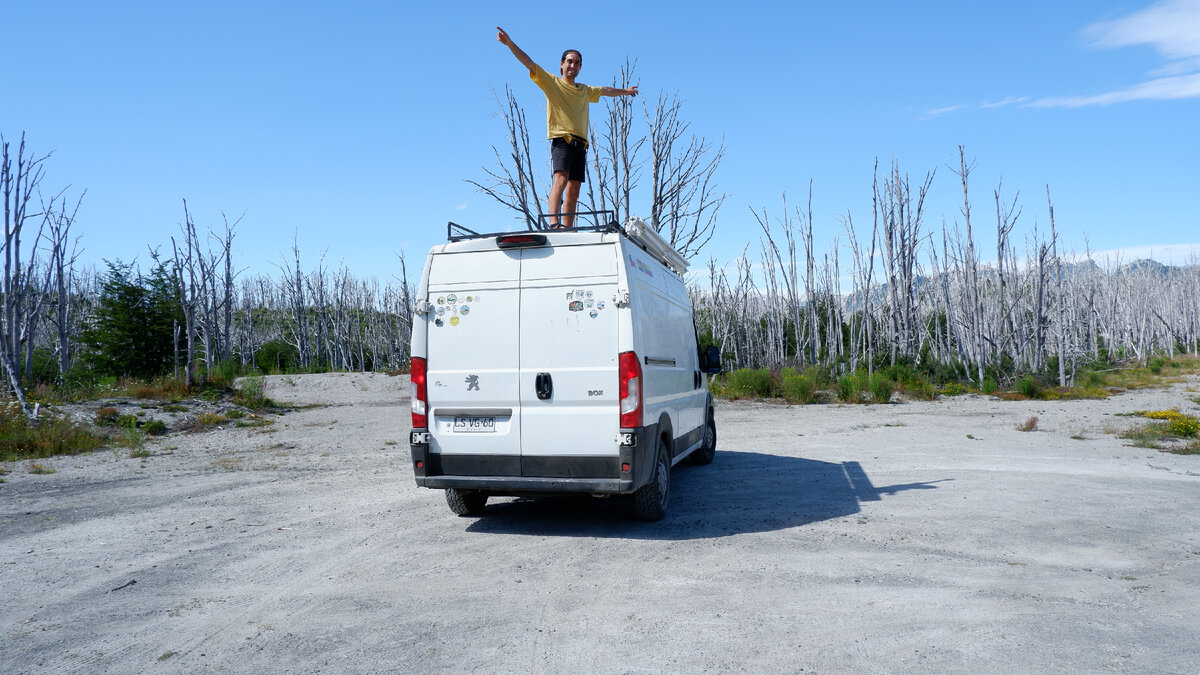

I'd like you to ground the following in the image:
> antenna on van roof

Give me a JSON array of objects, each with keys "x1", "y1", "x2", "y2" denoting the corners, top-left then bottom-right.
[{"x1": 624, "y1": 217, "x2": 689, "y2": 274}]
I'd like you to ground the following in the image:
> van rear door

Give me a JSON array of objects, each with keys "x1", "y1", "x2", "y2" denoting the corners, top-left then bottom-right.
[
  {"x1": 425, "y1": 249, "x2": 522, "y2": 475},
  {"x1": 518, "y1": 243, "x2": 620, "y2": 473}
]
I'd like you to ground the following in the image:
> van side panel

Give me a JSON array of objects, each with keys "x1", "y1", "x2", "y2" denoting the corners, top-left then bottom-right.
[{"x1": 621, "y1": 242, "x2": 705, "y2": 457}]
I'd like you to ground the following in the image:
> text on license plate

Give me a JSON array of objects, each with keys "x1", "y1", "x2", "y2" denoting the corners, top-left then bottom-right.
[{"x1": 453, "y1": 416, "x2": 496, "y2": 433}]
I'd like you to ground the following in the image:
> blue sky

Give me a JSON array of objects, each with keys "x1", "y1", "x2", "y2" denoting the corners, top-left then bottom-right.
[{"x1": 4, "y1": 1, "x2": 1198, "y2": 282}]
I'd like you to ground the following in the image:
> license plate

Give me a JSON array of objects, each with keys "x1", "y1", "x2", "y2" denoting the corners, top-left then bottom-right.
[{"x1": 452, "y1": 416, "x2": 496, "y2": 433}]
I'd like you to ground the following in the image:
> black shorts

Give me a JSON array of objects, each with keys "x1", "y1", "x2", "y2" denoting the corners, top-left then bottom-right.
[{"x1": 550, "y1": 137, "x2": 588, "y2": 183}]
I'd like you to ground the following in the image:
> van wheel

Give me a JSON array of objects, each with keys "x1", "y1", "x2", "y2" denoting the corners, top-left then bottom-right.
[
  {"x1": 632, "y1": 439, "x2": 670, "y2": 521},
  {"x1": 446, "y1": 489, "x2": 488, "y2": 516},
  {"x1": 690, "y1": 410, "x2": 717, "y2": 465}
]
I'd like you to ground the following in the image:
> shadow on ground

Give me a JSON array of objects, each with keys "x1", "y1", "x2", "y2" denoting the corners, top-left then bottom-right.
[{"x1": 466, "y1": 450, "x2": 948, "y2": 540}]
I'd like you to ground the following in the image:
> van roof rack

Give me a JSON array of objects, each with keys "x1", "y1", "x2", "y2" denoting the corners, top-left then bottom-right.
[{"x1": 444, "y1": 210, "x2": 689, "y2": 274}]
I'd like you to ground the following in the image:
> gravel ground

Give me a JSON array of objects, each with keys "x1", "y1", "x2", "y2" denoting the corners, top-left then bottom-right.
[{"x1": 2, "y1": 371, "x2": 1199, "y2": 673}]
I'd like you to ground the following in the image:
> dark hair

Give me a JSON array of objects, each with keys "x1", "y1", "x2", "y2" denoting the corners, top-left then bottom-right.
[{"x1": 560, "y1": 49, "x2": 582, "y2": 65}]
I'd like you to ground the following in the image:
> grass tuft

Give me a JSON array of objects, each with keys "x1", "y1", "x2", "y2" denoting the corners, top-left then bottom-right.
[{"x1": 1017, "y1": 416, "x2": 1039, "y2": 432}]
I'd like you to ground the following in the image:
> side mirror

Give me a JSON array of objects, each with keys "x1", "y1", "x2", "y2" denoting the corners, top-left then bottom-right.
[{"x1": 700, "y1": 345, "x2": 722, "y2": 374}]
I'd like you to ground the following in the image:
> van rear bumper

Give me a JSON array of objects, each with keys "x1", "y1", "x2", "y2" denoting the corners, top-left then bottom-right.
[{"x1": 410, "y1": 424, "x2": 657, "y2": 495}]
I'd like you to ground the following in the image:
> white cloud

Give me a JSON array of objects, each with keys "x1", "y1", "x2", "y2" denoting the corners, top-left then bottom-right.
[
  {"x1": 1084, "y1": 0, "x2": 1200, "y2": 61},
  {"x1": 455, "y1": 201, "x2": 468, "y2": 211},
  {"x1": 1032, "y1": 0, "x2": 1200, "y2": 107},
  {"x1": 980, "y1": 96, "x2": 1031, "y2": 109},
  {"x1": 1029, "y1": 71, "x2": 1200, "y2": 107},
  {"x1": 922, "y1": 104, "x2": 967, "y2": 118}
]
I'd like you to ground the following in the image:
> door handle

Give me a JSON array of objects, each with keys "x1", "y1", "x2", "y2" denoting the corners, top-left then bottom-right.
[{"x1": 535, "y1": 372, "x2": 553, "y2": 400}]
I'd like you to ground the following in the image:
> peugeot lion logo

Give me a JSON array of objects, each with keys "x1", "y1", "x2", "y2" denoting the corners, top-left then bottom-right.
[{"x1": 465, "y1": 374, "x2": 480, "y2": 391}]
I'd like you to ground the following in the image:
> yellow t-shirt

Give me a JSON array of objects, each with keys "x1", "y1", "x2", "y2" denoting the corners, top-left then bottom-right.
[{"x1": 529, "y1": 63, "x2": 602, "y2": 140}]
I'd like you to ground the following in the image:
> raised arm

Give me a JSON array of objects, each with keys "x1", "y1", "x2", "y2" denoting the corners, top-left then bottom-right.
[
  {"x1": 496, "y1": 26, "x2": 536, "y2": 73},
  {"x1": 600, "y1": 85, "x2": 639, "y2": 98}
]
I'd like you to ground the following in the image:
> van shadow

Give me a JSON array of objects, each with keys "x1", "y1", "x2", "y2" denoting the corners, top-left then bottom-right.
[{"x1": 465, "y1": 450, "x2": 949, "y2": 541}]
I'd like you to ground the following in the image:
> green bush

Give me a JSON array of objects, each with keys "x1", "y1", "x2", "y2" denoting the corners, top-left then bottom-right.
[
  {"x1": 1148, "y1": 356, "x2": 1166, "y2": 374},
  {"x1": 234, "y1": 376, "x2": 277, "y2": 410},
  {"x1": 0, "y1": 404, "x2": 106, "y2": 462},
  {"x1": 255, "y1": 340, "x2": 300, "y2": 374},
  {"x1": 780, "y1": 372, "x2": 816, "y2": 404},
  {"x1": 837, "y1": 371, "x2": 867, "y2": 403},
  {"x1": 143, "y1": 420, "x2": 168, "y2": 436},
  {"x1": 1017, "y1": 376, "x2": 1039, "y2": 398},
  {"x1": 868, "y1": 372, "x2": 895, "y2": 402},
  {"x1": 95, "y1": 407, "x2": 120, "y2": 426},
  {"x1": 726, "y1": 368, "x2": 776, "y2": 398},
  {"x1": 981, "y1": 378, "x2": 998, "y2": 395},
  {"x1": 940, "y1": 382, "x2": 968, "y2": 396}
]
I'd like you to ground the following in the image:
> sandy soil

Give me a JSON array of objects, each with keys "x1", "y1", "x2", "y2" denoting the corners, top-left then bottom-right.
[{"x1": 2, "y1": 372, "x2": 1199, "y2": 673}]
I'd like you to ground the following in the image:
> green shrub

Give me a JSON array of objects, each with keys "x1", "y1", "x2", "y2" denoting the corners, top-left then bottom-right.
[
  {"x1": 780, "y1": 372, "x2": 816, "y2": 404},
  {"x1": 1148, "y1": 356, "x2": 1166, "y2": 374},
  {"x1": 1017, "y1": 376, "x2": 1039, "y2": 398},
  {"x1": 727, "y1": 368, "x2": 776, "y2": 398},
  {"x1": 95, "y1": 407, "x2": 120, "y2": 426},
  {"x1": 868, "y1": 372, "x2": 895, "y2": 402},
  {"x1": 143, "y1": 420, "x2": 168, "y2": 436},
  {"x1": 115, "y1": 414, "x2": 140, "y2": 429},
  {"x1": 0, "y1": 404, "x2": 106, "y2": 462},
  {"x1": 940, "y1": 382, "x2": 968, "y2": 396},
  {"x1": 234, "y1": 376, "x2": 277, "y2": 410},
  {"x1": 837, "y1": 371, "x2": 868, "y2": 403},
  {"x1": 981, "y1": 379, "x2": 998, "y2": 395},
  {"x1": 255, "y1": 340, "x2": 300, "y2": 373}
]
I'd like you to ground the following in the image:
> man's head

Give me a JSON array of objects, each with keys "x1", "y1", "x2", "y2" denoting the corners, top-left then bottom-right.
[{"x1": 560, "y1": 49, "x2": 582, "y2": 79}]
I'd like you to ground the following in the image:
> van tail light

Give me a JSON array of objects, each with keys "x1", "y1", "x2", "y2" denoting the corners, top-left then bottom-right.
[
  {"x1": 411, "y1": 357, "x2": 428, "y2": 429},
  {"x1": 618, "y1": 351, "x2": 642, "y2": 428}
]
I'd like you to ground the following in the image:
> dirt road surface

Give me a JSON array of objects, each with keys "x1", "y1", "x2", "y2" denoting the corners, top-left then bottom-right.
[{"x1": 3, "y1": 372, "x2": 1199, "y2": 673}]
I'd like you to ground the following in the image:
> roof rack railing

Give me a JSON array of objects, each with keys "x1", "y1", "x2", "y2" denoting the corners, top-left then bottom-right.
[
  {"x1": 446, "y1": 221, "x2": 481, "y2": 240},
  {"x1": 444, "y1": 213, "x2": 689, "y2": 273}
]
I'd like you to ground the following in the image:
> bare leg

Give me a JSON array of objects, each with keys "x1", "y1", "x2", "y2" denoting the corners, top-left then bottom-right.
[
  {"x1": 548, "y1": 171, "x2": 569, "y2": 228},
  {"x1": 563, "y1": 180, "x2": 582, "y2": 228}
]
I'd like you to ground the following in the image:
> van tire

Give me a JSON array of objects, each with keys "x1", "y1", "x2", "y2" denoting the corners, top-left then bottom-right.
[
  {"x1": 690, "y1": 410, "x2": 717, "y2": 465},
  {"x1": 632, "y1": 439, "x2": 670, "y2": 521},
  {"x1": 446, "y1": 489, "x2": 488, "y2": 516}
]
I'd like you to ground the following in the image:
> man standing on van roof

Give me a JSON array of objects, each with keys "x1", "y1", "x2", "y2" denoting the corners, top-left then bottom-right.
[{"x1": 496, "y1": 26, "x2": 638, "y2": 229}]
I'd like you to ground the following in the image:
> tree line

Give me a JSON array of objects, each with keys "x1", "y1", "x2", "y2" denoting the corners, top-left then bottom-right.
[
  {"x1": 3, "y1": 132, "x2": 417, "y2": 419},
  {"x1": 6, "y1": 126, "x2": 1198, "y2": 423},
  {"x1": 701, "y1": 148, "x2": 1200, "y2": 386}
]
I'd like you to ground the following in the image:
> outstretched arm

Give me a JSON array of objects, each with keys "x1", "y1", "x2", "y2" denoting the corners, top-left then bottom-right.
[
  {"x1": 496, "y1": 26, "x2": 536, "y2": 73},
  {"x1": 600, "y1": 85, "x2": 639, "y2": 98}
]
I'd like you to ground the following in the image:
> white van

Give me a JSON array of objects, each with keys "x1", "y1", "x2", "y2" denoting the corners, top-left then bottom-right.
[{"x1": 408, "y1": 216, "x2": 721, "y2": 520}]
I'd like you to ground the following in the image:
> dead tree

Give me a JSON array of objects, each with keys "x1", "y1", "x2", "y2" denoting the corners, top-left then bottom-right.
[
  {"x1": 644, "y1": 90, "x2": 727, "y2": 257},
  {"x1": 1, "y1": 133, "x2": 58, "y2": 417},
  {"x1": 466, "y1": 86, "x2": 544, "y2": 230},
  {"x1": 589, "y1": 59, "x2": 643, "y2": 225}
]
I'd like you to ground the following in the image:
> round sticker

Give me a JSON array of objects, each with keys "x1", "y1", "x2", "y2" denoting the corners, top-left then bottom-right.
[
  {"x1": 447, "y1": 293, "x2": 457, "y2": 303},
  {"x1": 437, "y1": 296, "x2": 445, "y2": 305},
  {"x1": 436, "y1": 306, "x2": 445, "y2": 316},
  {"x1": 589, "y1": 310, "x2": 598, "y2": 318},
  {"x1": 435, "y1": 318, "x2": 444, "y2": 327},
  {"x1": 460, "y1": 305, "x2": 470, "y2": 315},
  {"x1": 449, "y1": 316, "x2": 460, "y2": 326}
]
